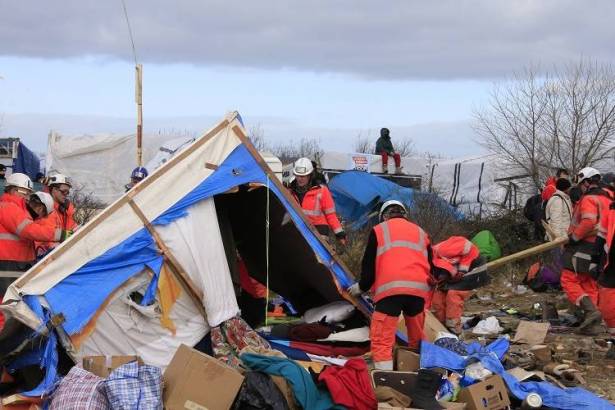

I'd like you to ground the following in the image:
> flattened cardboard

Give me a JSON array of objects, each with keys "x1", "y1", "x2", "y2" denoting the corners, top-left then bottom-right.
[
  {"x1": 529, "y1": 344, "x2": 552, "y2": 364},
  {"x1": 163, "y1": 344, "x2": 244, "y2": 410},
  {"x1": 82, "y1": 355, "x2": 141, "y2": 378},
  {"x1": 395, "y1": 347, "x2": 421, "y2": 372},
  {"x1": 512, "y1": 321, "x2": 550, "y2": 345},
  {"x1": 457, "y1": 375, "x2": 510, "y2": 410},
  {"x1": 506, "y1": 367, "x2": 546, "y2": 382}
]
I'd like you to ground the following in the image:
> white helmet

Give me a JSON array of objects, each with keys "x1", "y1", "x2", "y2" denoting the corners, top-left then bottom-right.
[
  {"x1": 379, "y1": 199, "x2": 407, "y2": 221},
  {"x1": 5, "y1": 173, "x2": 33, "y2": 192},
  {"x1": 31, "y1": 191, "x2": 55, "y2": 215},
  {"x1": 293, "y1": 157, "x2": 314, "y2": 176},
  {"x1": 48, "y1": 173, "x2": 72, "y2": 187},
  {"x1": 577, "y1": 167, "x2": 600, "y2": 183}
]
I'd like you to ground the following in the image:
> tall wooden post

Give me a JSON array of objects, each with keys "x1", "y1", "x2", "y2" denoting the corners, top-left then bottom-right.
[{"x1": 135, "y1": 64, "x2": 143, "y2": 166}]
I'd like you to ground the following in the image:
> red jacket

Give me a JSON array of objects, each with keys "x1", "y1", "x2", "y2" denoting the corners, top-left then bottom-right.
[
  {"x1": 372, "y1": 218, "x2": 432, "y2": 302},
  {"x1": 568, "y1": 187, "x2": 611, "y2": 243},
  {"x1": 291, "y1": 184, "x2": 344, "y2": 236},
  {"x1": 0, "y1": 193, "x2": 61, "y2": 264},
  {"x1": 54, "y1": 200, "x2": 77, "y2": 234},
  {"x1": 433, "y1": 236, "x2": 480, "y2": 278},
  {"x1": 541, "y1": 177, "x2": 557, "y2": 202}
]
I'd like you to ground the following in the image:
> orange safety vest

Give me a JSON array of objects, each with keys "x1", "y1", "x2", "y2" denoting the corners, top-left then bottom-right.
[
  {"x1": 292, "y1": 185, "x2": 344, "y2": 235},
  {"x1": 372, "y1": 218, "x2": 432, "y2": 302},
  {"x1": 569, "y1": 188, "x2": 611, "y2": 244},
  {"x1": 433, "y1": 236, "x2": 480, "y2": 277},
  {"x1": 54, "y1": 200, "x2": 77, "y2": 234},
  {"x1": 0, "y1": 193, "x2": 61, "y2": 264}
]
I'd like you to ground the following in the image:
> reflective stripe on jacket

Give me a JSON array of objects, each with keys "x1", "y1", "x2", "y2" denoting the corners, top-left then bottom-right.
[
  {"x1": 372, "y1": 218, "x2": 432, "y2": 302},
  {"x1": 433, "y1": 236, "x2": 480, "y2": 277},
  {"x1": 292, "y1": 185, "x2": 344, "y2": 235},
  {"x1": 0, "y1": 193, "x2": 61, "y2": 264},
  {"x1": 569, "y1": 188, "x2": 611, "y2": 243}
]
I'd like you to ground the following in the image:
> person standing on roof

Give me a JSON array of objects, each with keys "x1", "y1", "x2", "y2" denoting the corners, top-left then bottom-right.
[
  {"x1": 542, "y1": 168, "x2": 570, "y2": 203},
  {"x1": 289, "y1": 158, "x2": 346, "y2": 245},
  {"x1": 349, "y1": 200, "x2": 434, "y2": 370},
  {"x1": 0, "y1": 174, "x2": 61, "y2": 285},
  {"x1": 375, "y1": 128, "x2": 403, "y2": 175},
  {"x1": 125, "y1": 166, "x2": 149, "y2": 192},
  {"x1": 431, "y1": 236, "x2": 484, "y2": 334},
  {"x1": 48, "y1": 173, "x2": 77, "y2": 242},
  {"x1": 562, "y1": 167, "x2": 611, "y2": 335}
]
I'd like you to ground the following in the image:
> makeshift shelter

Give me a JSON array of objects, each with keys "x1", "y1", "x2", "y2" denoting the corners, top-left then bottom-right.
[{"x1": 0, "y1": 112, "x2": 356, "y2": 395}]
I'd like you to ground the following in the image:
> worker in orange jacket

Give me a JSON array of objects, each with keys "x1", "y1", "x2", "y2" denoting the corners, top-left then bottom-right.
[
  {"x1": 431, "y1": 236, "x2": 484, "y2": 334},
  {"x1": 289, "y1": 158, "x2": 346, "y2": 244},
  {"x1": 28, "y1": 191, "x2": 60, "y2": 259},
  {"x1": 47, "y1": 173, "x2": 78, "y2": 241},
  {"x1": 1, "y1": 173, "x2": 61, "y2": 290},
  {"x1": 597, "y1": 200, "x2": 615, "y2": 341},
  {"x1": 349, "y1": 200, "x2": 434, "y2": 370},
  {"x1": 562, "y1": 167, "x2": 611, "y2": 335}
]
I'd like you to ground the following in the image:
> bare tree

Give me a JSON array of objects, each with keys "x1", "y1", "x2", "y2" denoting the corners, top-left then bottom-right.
[
  {"x1": 70, "y1": 184, "x2": 106, "y2": 225},
  {"x1": 474, "y1": 61, "x2": 615, "y2": 191},
  {"x1": 270, "y1": 137, "x2": 322, "y2": 164},
  {"x1": 394, "y1": 137, "x2": 417, "y2": 157},
  {"x1": 249, "y1": 123, "x2": 267, "y2": 151},
  {"x1": 354, "y1": 131, "x2": 374, "y2": 154}
]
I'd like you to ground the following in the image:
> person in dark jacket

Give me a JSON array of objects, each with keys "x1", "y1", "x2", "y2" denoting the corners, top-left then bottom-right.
[{"x1": 375, "y1": 128, "x2": 403, "y2": 174}]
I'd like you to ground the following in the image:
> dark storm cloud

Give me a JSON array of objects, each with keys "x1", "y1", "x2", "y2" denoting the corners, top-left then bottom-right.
[{"x1": 1, "y1": 0, "x2": 613, "y2": 79}]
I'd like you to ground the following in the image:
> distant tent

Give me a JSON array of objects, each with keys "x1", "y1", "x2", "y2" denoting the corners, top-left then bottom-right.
[
  {"x1": 471, "y1": 230, "x2": 502, "y2": 262},
  {"x1": 0, "y1": 112, "x2": 355, "y2": 395}
]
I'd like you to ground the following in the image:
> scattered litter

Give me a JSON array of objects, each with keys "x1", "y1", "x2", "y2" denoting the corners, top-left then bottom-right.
[
  {"x1": 472, "y1": 316, "x2": 504, "y2": 335},
  {"x1": 465, "y1": 362, "x2": 493, "y2": 381},
  {"x1": 513, "y1": 285, "x2": 528, "y2": 295},
  {"x1": 512, "y1": 320, "x2": 550, "y2": 345}
]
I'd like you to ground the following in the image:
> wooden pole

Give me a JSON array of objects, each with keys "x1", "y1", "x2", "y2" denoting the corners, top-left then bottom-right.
[{"x1": 135, "y1": 64, "x2": 143, "y2": 167}]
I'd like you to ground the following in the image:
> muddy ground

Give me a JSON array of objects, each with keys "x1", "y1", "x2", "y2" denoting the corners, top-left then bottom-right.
[{"x1": 461, "y1": 272, "x2": 615, "y2": 401}]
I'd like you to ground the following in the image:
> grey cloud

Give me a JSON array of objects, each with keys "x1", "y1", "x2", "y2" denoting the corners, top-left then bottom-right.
[{"x1": 2, "y1": 1, "x2": 614, "y2": 79}]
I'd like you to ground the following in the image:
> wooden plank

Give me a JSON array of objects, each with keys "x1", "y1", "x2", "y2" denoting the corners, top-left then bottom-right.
[
  {"x1": 127, "y1": 199, "x2": 208, "y2": 319},
  {"x1": 14, "y1": 117, "x2": 231, "y2": 288}
]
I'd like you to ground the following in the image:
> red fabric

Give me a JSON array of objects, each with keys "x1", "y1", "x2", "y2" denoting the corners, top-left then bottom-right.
[
  {"x1": 370, "y1": 311, "x2": 399, "y2": 363},
  {"x1": 238, "y1": 258, "x2": 267, "y2": 299},
  {"x1": 0, "y1": 296, "x2": 4, "y2": 331},
  {"x1": 433, "y1": 236, "x2": 480, "y2": 276},
  {"x1": 318, "y1": 358, "x2": 377, "y2": 410},
  {"x1": 0, "y1": 193, "x2": 60, "y2": 262},
  {"x1": 288, "y1": 341, "x2": 369, "y2": 357},
  {"x1": 373, "y1": 218, "x2": 432, "y2": 302},
  {"x1": 598, "y1": 287, "x2": 615, "y2": 334},
  {"x1": 380, "y1": 152, "x2": 401, "y2": 167},
  {"x1": 568, "y1": 192, "x2": 611, "y2": 243},
  {"x1": 291, "y1": 185, "x2": 344, "y2": 235},
  {"x1": 561, "y1": 268, "x2": 599, "y2": 305},
  {"x1": 404, "y1": 311, "x2": 425, "y2": 350},
  {"x1": 542, "y1": 177, "x2": 557, "y2": 202}
]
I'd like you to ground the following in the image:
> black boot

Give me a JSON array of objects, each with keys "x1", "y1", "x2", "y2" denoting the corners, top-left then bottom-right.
[{"x1": 578, "y1": 296, "x2": 603, "y2": 335}]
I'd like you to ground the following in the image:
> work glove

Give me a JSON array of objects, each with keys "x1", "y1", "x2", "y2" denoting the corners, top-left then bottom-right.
[{"x1": 348, "y1": 283, "x2": 362, "y2": 297}]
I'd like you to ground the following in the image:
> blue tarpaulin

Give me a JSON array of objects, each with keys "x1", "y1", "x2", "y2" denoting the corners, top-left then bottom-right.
[
  {"x1": 13, "y1": 141, "x2": 41, "y2": 180},
  {"x1": 420, "y1": 339, "x2": 614, "y2": 410}
]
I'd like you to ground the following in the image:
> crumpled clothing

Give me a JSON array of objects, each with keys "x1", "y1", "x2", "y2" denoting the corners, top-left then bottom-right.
[
  {"x1": 49, "y1": 367, "x2": 110, "y2": 410},
  {"x1": 102, "y1": 361, "x2": 162, "y2": 410},
  {"x1": 318, "y1": 358, "x2": 376, "y2": 410},
  {"x1": 212, "y1": 316, "x2": 271, "y2": 369},
  {"x1": 288, "y1": 323, "x2": 332, "y2": 342},
  {"x1": 232, "y1": 371, "x2": 290, "y2": 410},
  {"x1": 240, "y1": 353, "x2": 336, "y2": 410},
  {"x1": 375, "y1": 386, "x2": 411, "y2": 408}
]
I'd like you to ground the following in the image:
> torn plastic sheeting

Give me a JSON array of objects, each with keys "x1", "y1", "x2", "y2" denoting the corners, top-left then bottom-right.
[{"x1": 421, "y1": 338, "x2": 614, "y2": 410}]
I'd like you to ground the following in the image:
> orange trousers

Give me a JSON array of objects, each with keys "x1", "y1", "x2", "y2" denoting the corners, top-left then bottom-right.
[
  {"x1": 431, "y1": 289, "x2": 471, "y2": 331},
  {"x1": 560, "y1": 269, "x2": 599, "y2": 306},
  {"x1": 370, "y1": 311, "x2": 425, "y2": 369},
  {"x1": 598, "y1": 287, "x2": 615, "y2": 335}
]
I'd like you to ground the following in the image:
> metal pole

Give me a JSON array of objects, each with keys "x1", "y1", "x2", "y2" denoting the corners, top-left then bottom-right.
[{"x1": 135, "y1": 64, "x2": 143, "y2": 166}]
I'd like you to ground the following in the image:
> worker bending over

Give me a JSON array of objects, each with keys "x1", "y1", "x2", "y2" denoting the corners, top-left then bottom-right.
[
  {"x1": 563, "y1": 167, "x2": 611, "y2": 335},
  {"x1": 289, "y1": 158, "x2": 346, "y2": 244},
  {"x1": 349, "y1": 200, "x2": 433, "y2": 370},
  {"x1": 432, "y1": 236, "x2": 484, "y2": 334},
  {"x1": 47, "y1": 173, "x2": 77, "y2": 241},
  {"x1": 0, "y1": 174, "x2": 62, "y2": 291}
]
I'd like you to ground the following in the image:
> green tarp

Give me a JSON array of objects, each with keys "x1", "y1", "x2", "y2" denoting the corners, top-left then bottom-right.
[{"x1": 471, "y1": 230, "x2": 501, "y2": 262}]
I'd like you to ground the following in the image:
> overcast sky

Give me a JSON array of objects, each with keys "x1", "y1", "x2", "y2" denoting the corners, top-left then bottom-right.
[{"x1": 1, "y1": 0, "x2": 615, "y2": 156}]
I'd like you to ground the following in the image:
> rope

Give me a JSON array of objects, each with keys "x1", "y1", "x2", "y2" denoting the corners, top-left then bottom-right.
[
  {"x1": 265, "y1": 177, "x2": 271, "y2": 326},
  {"x1": 119, "y1": 0, "x2": 138, "y2": 65}
]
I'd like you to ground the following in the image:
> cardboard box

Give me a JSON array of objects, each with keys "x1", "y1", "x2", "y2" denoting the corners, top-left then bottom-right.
[
  {"x1": 164, "y1": 344, "x2": 244, "y2": 410},
  {"x1": 82, "y1": 355, "x2": 142, "y2": 378},
  {"x1": 529, "y1": 344, "x2": 552, "y2": 364},
  {"x1": 395, "y1": 347, "x2": 421, "y2": 371},
  {"x1": 457, "y1": 375, "x2": 510, "y2": 410}
]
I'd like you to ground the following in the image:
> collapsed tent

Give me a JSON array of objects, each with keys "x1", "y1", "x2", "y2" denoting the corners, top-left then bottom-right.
[
  {"x1": 329, "y1": 170, "x2": 459, "y2": 229},
  {"x1": 0, "y1": 112, "x2": 356, "y2": 394}
]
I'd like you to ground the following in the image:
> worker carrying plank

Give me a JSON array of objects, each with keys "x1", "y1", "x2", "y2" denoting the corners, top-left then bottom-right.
[
  {"x1": 349, "y1": 200, "x2": 434, "y2": 370},
  {"x1": 431, "y1": 236, "x2": 486, "y2": 334},
  {"x1": 562, "y1": 167, "x2": 611, "y2": 335}
]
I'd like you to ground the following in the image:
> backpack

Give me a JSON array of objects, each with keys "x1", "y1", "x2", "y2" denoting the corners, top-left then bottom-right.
[{"x1": 523, "y1": 194, "x2": 546, "y2": 223}]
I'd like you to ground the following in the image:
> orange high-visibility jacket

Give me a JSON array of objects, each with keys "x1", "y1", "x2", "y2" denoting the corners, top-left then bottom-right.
[
  {"x1": 372, "y1": 218, "x2": 432, "y2": 303},
  {"x1": 569, "y1": 188, "x2": 611, "y2": 243},
  {"x1": 54, "y1": 201, "x2": 77, "y2": 234},
  {"x1": 292, "y1": 185, "x2": 344, "y2": 235},
  {"x1": 433, "y1": 236, "x2": 480, "y2": 278},
  {"x1": 0, "y1": 193, "x2": 61, "y2": 263}
]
